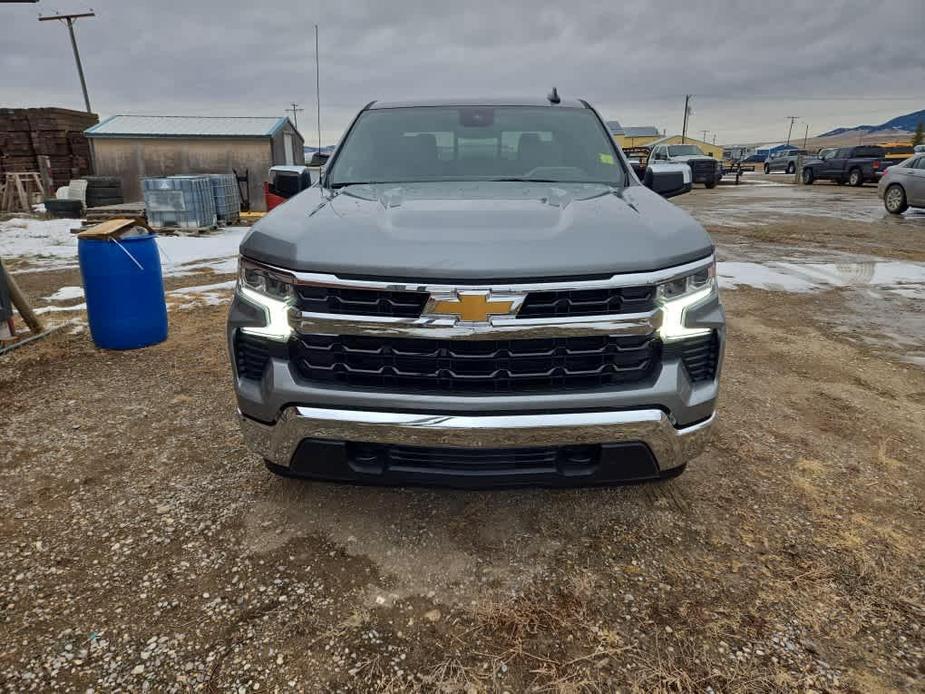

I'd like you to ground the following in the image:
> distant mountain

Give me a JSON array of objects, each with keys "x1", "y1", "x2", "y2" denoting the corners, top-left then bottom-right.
[{"x1": 819, "y1": 108, "x2": 925, "y2": 138}]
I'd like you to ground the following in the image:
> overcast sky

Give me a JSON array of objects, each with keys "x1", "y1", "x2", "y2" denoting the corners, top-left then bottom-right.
[{"x1": 2, "y1": 0, "x2": 923, "y2": 146}]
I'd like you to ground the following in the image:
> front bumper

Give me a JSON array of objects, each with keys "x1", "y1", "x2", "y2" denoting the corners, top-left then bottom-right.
[
  {"x1": 230, "y1": 256, "x2": 724, "y2": 485},
  {"x1": 239, "y1": 406, "x2": 715, "y2": 485}
]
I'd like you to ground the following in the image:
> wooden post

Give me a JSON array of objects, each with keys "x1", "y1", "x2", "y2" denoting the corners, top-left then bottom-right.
[
  {"x1": 795, "y1": 154, "x2": 803, "y2": 185},
  {"x1": 0, "y1": 259, "x2": 44, "y2": 334},
  {"x1": 37, "y1": 156, "x2": 55, "y2": 196}
]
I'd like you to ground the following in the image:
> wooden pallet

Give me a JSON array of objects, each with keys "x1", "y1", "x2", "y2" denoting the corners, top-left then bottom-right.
[{"x1": 0, "y1": 172, "x2": 44, "y2": 212}]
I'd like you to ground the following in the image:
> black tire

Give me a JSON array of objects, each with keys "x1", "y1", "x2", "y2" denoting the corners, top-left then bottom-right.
[
  {"x1": 86, "y1": 184, "x2": 121, "y2": 197},
  {"x1": 801, "y1": 168, "x2": 814, "y2": 184},
  {"x1": 82, "y1": 176, "x2": 121, "y2": 188},
  {"x1": 43, "y1": 198, "x2": 83, "y2": 218},
  {"x1": 848, "y1": 168, "x2": 864, "y2": 187},
  {"x1": 86, "y1": 197, "x2": 124, "y2": 208},
  {"x1": 786, "y1": 162, "x2": 795, "y2": 174},
  {"x1": 264, "y1": 460, "x2": 300, "y2": 478},
  {"x1": 704, "y1": 179, "x2": 717, "y2": 189},
  {"x1": 763, "y1": 164, "x2": 770, "y2": 174},
  {"x1": 884, "y1": 184, "x2": 908, "y2": 214}
]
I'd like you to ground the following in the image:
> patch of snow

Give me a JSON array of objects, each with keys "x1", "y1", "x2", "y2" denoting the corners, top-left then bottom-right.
[
  {"x1": 0, "y1": 217, "x2": 246, "y2": 276},
  {"x1": 718, "y1": 259, "x2": 925, "y2": 295},
  {"x1": 34, "y1": 302, "x2": 87, "y2": 315},
  {"x1": 0, "y1": 217, "x2": 83, "y2": 269},
  {"x1": 45, "y1": 285, "x2": 85, "y2": 302}
]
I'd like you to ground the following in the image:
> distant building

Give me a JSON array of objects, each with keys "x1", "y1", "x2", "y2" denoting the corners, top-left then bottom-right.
[
  {"x1": 608, "y1": 122, "x2": 663, "y2": 148},
  {"x1": 84, "y1": 115, "x2": 304, "y2": 210},
  {"x1": 644, "y1": 135, "x2": 724, "y2": 161}
]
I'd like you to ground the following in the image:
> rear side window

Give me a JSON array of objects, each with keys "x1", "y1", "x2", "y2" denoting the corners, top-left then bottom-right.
[{"x1": 854, "y1": 146, "x2": 886, "y2": 158}]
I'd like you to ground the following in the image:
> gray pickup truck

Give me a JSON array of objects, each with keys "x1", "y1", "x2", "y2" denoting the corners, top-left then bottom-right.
[
  {"x1": 229, "y1": 96, "x2": 724, "y2": 487},
  {"x1": 801, "y1": 146, "x2": 886, "y2": 186}
]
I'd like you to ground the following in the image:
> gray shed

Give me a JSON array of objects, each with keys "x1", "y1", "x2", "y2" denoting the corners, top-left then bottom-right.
[{"x1": 84, "y1": 115, "x2": 304, "y2": 211}]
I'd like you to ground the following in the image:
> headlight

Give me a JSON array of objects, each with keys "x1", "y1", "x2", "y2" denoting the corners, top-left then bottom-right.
[
  {"x1": 656, "y1": 262, "x2": 716, "y2": 343},
  {"x1": 237, "y1": 259, "x2": 295, "y2": 341}
]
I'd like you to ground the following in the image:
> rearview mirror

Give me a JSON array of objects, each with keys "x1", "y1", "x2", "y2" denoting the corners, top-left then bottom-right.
[{"x1": 643, "y1": 168, "x2": 691, "y2": 199}]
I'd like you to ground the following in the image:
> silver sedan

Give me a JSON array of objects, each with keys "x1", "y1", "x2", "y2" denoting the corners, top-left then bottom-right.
[{"x1": 878, "y1": 154, "x2": 925, "y2": 214}]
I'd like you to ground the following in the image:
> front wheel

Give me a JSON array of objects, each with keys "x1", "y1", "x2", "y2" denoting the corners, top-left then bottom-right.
[
  {"x1": 786, "y1": 163, "x2": 795, "y2": 174},
  {"x1": 705, "y1": 179, "x2": 717, "y2": 189},
  {"x1": 801, "y1": 168, "x2": 814, "y2": 184},
  {"x1": 849, "y1": 168, "x2": 864, "y2": 186},
  {"x1": 884, "y1": 184, "x2": 908, "y2": 214},
  {"x1": 763, "y1": 164, "x2": 770, "y2": 174}
]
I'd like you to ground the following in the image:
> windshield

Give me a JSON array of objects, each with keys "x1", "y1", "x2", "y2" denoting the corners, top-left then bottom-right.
[
  {"x1": 667, "y1": 145, "x2": 706, "y2": 157},
  {"x1": 326, "y1": 106, "x2": 627, "y2": 187}
]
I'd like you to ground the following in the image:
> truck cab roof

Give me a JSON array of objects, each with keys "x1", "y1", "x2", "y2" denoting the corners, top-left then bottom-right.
[{"x1": 367, "y1": 96, "x2": 588, "y2": 110}]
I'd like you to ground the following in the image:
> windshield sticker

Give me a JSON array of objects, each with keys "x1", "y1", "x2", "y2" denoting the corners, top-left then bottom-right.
[{"x1": 599, "y1": 153, "x2": 615, "y2": 165}]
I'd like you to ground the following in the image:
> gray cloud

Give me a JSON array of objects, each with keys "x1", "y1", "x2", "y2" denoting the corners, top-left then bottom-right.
[{"x1": 2, "y1": 0, "x2": 923, "y2": 145}]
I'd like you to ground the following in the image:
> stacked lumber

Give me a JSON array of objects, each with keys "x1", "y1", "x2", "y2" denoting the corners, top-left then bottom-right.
[
  {"x1": 0, "y1": 108, "x2": 97, "y2": 191},
  {"x1": 79, "y1": 202, "x2": 147, "y2": 230}
]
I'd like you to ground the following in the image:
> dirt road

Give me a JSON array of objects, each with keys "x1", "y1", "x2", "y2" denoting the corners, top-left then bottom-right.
[{"x1": 1, "y1": 177, "x2": 923, "y2": 692}]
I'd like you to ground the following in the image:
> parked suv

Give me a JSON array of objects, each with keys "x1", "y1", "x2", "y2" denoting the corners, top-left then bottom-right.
[
  {"x1": 801, "y1": 146, "x2": 886, "y2": 186},
  {"x1": 763, "y1": 149, "x2": 807, "y2": 175},
  {"x1": 229, "y1": 96, "x2": 724, "y2": 487},
  {"x1": 651, "y1": 143, "x2": 723, "y2": 188}
]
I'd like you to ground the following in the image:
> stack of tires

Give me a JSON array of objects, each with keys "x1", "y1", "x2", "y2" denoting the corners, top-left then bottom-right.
[
  {"x1": 44, "y1": 198, "x2": 84, "y2": 218},
  {"x1": 83, "y1": 176, "x2": 124, "y2": 208}
]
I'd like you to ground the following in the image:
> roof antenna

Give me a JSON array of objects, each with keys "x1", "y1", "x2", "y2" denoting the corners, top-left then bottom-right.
[{"x1": 547, "y1": 86, "x2": 560, "y2": 105}]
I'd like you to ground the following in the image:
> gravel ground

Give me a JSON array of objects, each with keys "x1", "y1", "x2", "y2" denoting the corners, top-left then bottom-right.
[{"x1": 1, "y1": 178, "x2": 923, "y2": 692}]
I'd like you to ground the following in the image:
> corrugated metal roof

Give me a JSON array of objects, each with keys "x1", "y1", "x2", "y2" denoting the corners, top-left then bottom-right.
[
  {"x1": 606, "y1": 120, "x2": 624, "y2": 134},
  {"x1": 623, "y1": 126, "x2": 660, "y2": 137},
  {"x1": 85, "y1": 115, "x2": 290, "y2": 138}
]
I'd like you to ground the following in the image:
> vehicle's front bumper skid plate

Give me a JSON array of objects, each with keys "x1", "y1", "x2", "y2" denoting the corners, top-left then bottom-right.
[{"x1": 239, "y1": 406, "x2": 715, "y2": 472}]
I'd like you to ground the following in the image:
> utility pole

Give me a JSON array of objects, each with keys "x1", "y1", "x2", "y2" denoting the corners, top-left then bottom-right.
[
  {"x1": 700, "y1": 129, "x2": 709, "y2": 143},
  {"x1": 286, "y1": 103, "x2": 304, "y2": 133},
  {"x1": 681, "y1": 95, "x2": 691, "y2": 144},
  {"x1": 38, "y1": 11, "x2": 96, "y2": 113},
  {"x1": 712, "y1": 133, "x2": 717, "y2": 145},
  {"x1": 802, "y1": 122, "x2": 809, "y2": 149},
  {"x1": 314, "y1": 24, "x2": 322, "y2": 151},
  {"x1": 785, "y1": 115, "x2": 800, "y2": 145}
]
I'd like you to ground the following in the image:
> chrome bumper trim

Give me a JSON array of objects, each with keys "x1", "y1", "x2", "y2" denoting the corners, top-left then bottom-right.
[
  {"x1": 239, "y1": 407, "x2": 715, "y2": 472},
  {"x1": 293, "y1": 309, "x2": 661, "y2": 339}
]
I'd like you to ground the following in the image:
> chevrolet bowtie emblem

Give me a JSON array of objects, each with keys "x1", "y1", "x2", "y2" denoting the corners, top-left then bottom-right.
[{"x1": 425, "y1": 291, "x2": 524, "y2": 323}]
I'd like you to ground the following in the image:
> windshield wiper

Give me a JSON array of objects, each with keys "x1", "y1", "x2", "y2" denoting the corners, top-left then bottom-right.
[
  {"x1": 328, "y1": 181, "x2": 380, "y2": 189},
  {"x1": 484, "y1": 177, "x2": 562, "y2": 183}
]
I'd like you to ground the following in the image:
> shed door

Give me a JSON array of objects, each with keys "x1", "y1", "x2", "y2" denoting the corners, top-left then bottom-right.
[{"x1": 284, "y1": 133, "x2": 294, "y2": 165}]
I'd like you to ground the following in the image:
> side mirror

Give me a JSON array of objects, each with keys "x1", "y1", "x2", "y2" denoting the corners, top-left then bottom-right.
[{"x1": 644, "y1": 168, "x2": 691, "y2": 199}]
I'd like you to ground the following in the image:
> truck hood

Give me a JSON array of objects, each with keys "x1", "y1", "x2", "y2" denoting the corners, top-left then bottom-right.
[
  {"x1": 241, "y1": 182, "x2": 713, "y2": 280},
  {"x1": 668, "y1": 155, "x2": 716, "y2": 164}
]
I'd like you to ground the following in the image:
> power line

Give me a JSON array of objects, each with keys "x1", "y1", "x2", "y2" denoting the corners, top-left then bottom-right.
[
  {"x1": 285, "y1": 103, "x2": 304, "y2": 132},
  {"x1": 38, "y1": 11, "x2": 96, "y2": 113},
  {"x1": 785, "y1": 115, "x2": 800, "y2": 145}
]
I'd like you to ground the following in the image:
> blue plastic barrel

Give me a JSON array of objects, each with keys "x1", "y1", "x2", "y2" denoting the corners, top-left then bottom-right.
[{"x1": 77, "y1": 234, "x2": 168, "y2": 349}]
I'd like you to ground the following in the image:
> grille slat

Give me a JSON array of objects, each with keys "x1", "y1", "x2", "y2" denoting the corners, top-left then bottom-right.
[
  {"x1": 663, "y1": 333, "x2": 719, "y2": 383},
  {"x1": 297, "y1": 286, "x2": 429, "y2": 318},
  {"x1": 517, "y1": 286, "x2": 655, "y2": 318},
  {"x1": 234, "y1": 333, "x2": 271, "y2": 380},
  {"x1": 293, "y1": 334, "x2": 659, "y2": 393}
]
